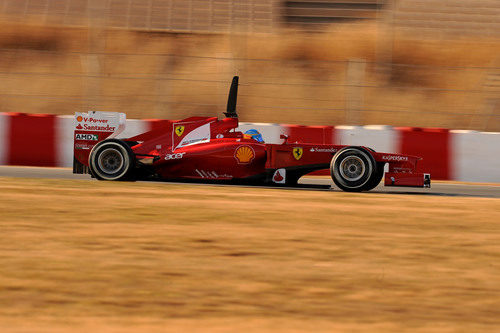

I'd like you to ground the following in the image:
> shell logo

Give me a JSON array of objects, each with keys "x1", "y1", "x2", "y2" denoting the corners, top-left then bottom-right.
[
  {"x1": 76, "y1": 116, "x2": 83, "y2": 122},
  {"x1": 234, "y1": 145, "x2": 255, "y2": 164}
]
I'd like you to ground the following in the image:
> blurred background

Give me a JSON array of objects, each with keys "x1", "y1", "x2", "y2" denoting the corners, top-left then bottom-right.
[{"x1": 0, "y1": 0, "x2": 498, "y2": 130}]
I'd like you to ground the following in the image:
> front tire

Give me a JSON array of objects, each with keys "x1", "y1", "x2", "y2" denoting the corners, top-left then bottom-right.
[
  {"x1": 330, "y1": 147, "x2": 376, "y2": 192},
  {"x1": 362, "y1": 162, "x2": 385, "y2": 191},
  {"x1": 89, "y1": 139, "x2": 135, "y2": 181}
]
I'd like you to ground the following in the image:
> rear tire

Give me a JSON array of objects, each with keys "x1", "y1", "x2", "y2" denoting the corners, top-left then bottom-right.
[
  {"x1": 330, "y1": 147, "x2": 376, "y2": 192},
  {"x1": 89, "y1": 139, "x2": 135, "y2": 181}
]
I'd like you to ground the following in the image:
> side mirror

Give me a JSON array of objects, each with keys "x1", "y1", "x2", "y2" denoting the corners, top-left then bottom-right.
[{"x1": 280, "y1": 134, "x2": 289, "y2": 144}]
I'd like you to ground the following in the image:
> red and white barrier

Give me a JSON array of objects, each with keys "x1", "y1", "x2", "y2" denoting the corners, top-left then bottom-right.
[{"x1": 0, "y1": 112, "x2": 499, "y2": 183}]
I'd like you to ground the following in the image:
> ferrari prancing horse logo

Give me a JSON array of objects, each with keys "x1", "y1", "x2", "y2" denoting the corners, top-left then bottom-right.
[
  {"x1": 293, "y1": 147, "x2": 303, "y2": 160},
  {"x1": 174, "y1": 125, "x2": 185, "y2": 137}
]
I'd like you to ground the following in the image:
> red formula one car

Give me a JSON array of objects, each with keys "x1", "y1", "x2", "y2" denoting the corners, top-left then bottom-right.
[{"x1": 73, "y1": 76, "x2": 430, "y2": 192}]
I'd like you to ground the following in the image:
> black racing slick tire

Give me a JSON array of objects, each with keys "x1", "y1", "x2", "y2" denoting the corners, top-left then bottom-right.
[
  {"x1": 88, "y1": 139, "x2": 135, "y2": 181},
  {"x1": 330, "y1": 147, "x2": 377, "y2": 192},
  {"x1": 362, "y1": 162, "x2": 385, "y2": 192}
]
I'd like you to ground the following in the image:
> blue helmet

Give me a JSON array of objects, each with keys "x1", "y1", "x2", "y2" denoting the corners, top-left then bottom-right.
[{"x1": 244, "y1": 129, "x2": 264, "y2": 143}]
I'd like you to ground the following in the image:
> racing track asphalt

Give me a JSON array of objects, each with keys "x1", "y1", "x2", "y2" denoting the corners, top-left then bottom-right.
[{"x1": 0, "y1": 166, "x2": 499, "y2": 198}]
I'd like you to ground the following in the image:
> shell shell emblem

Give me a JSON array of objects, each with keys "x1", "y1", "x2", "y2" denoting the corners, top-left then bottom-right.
[
  {"x1": 174, "y1": 125, "x2": 185, "y2": 137},
  {"x1": 234, "y1": 145, "x2": 255, "y2": 164}
]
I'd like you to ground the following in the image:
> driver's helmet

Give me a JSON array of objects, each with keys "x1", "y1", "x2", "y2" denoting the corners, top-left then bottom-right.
[{"x1": 243, "y1": 129, "x2": 264, "y2": 143}]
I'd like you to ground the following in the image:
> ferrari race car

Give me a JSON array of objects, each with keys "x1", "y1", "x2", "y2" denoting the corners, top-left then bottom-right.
[{"x1": 73, "y1": 76, "x2": 431, "y2": 192}]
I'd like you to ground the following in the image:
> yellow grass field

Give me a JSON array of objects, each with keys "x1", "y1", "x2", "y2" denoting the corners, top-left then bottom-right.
[{"x1": 0, "y1": 177, "x2": 499, "y2": 332}]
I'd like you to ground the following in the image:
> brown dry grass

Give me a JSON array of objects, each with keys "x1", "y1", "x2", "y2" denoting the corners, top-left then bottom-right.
[
  {"x1": 0, "y1": 177, "x2": 500, "y2": 332},
  {"x1": 0, "y1": 20, "x2": 499, "y2": 130}
]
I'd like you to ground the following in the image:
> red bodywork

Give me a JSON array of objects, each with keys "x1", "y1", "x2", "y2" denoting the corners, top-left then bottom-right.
[{"x1": 74, "y1": 115, "x2": 430, "y2": 188}]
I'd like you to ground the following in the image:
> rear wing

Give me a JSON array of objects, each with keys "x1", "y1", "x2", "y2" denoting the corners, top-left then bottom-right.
[{"x1": 73, "y1": 111, "x2": 126, "y2": 174}]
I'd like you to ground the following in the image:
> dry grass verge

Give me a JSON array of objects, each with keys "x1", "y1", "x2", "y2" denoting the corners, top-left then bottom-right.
[{"x1": 0, "y1": 177, "x2": 499, "y2": 332}]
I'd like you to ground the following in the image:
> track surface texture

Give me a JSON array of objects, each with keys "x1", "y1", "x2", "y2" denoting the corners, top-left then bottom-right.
[
  {"x1": 0, "y1": 167, "x2": 499, "y2": 332},
  {"x1": 0, "y1": 166, "x2": 498, "y2": 198}
]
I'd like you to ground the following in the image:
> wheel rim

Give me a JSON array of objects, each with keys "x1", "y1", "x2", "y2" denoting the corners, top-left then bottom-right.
[
  {"x1": 97, "y1": 148, "x2": 124, "y2": 174},
  {"x1": 339, "y1": 156, "x2": 365, "y2": 181}
]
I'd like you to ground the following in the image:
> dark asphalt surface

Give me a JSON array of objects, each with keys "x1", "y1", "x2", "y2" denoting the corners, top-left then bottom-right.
[{"x1": 0, "y1": 166, "x2": 499, "y2": 198}]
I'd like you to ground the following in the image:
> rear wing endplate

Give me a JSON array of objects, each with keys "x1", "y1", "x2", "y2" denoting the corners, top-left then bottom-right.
[{"x1": 73, "y1": 111, "x2": 126, "y2": 174}]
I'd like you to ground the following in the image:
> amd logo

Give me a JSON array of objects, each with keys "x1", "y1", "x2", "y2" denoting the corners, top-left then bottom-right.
[{"x1": 75, "y1": 133, "x2": 98, "y2": 141}]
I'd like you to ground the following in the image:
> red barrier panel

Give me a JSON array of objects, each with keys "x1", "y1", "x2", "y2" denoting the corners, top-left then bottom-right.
[
  {"x1": 284, "y1": 125, "x2": 335, "y2": 144},
  {"x1": 396, "y1": 127, "x2": 451, "y2": 180},
  {"x1": 145, "y1": 119, "x2": 176, "y2": 132},
  {"x1": 7, "y1": 113, "x2": 57, "y2": 167}
]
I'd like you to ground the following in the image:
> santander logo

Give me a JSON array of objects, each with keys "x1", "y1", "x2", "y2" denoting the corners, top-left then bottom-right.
[
  {"x1": 272, "y1": 168, "x2": 286, "y2": 184},
  {"x1": 273, "y1": 170, "x2": 284, "y2": 182},
  {"x1": 75, "y1": 114, "x2": 115, "y2": 132}
]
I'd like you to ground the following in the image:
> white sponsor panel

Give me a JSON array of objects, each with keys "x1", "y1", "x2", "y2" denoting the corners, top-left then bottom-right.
[
  {"x1": 272, "y1": 168, "x2": 286, "y2": 184},
  {"x1": 59, "y1": 111, "x2": 127, "y2": 168},
  {"x1": 336, "y1": 125, "x2": 397, "y2": 154},
  {"x1": 0, "y1": 113, "x2": 9, "y2": 165},
  {"x1": 58, "y1": 114, "x2": 165, "y2": 167},
  {"x1": 175, "y1": 122, "x2": 211, "y2": 150},
  {"x1": 74, "y1": 111, "x2": 125, "y2": 136},
  {"x1": 238, "y1": 122, "x2": 284, "y2": 144},
  {"x1": 451, "y1": 130, "x2": 500, "y2": 182}
]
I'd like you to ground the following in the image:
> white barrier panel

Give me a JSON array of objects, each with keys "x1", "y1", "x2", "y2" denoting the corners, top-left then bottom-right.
[
  {"x1": 451, "y1": 130, "x2": 500, "y2": 183},
  {"x1": 117, "y1": 119, "x2": 150, "y2": 139},
  {"x1": 335, "y1": 125, "x2": 397, "y2": 153},
  {"x1": 55, "y1": 116, "x2": 75, "y2": 167},
  {"x1": 238, "y1": 122, "x2": 285, "y2": 144}
]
